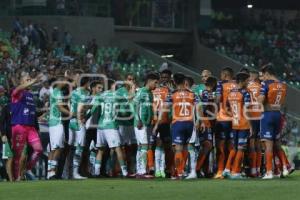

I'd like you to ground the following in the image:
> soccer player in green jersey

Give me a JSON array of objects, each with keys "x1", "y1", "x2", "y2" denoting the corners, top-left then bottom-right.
[
  {"x1": 116, "y1": 74, "x2": 137, "y2": 175},
  {"x1": 68, "y1": 77, "x2": 91, "y2": 179},
  {"x1": 47, "y1": 78, "x2": 71, "y2": 179},
  {"x1": 134, "y1": 73, "x2": 159, "y2": 178},
  {"x1": 94, "y1": 79, "x2": 128, "y2": 177},
  {"x1": 191, "y1": 70, "x2": 212, "y2": 96}
]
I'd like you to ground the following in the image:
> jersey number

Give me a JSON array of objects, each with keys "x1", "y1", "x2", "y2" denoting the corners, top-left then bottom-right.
[{"x1": 179, "y1": 102, "x2": 190, "y2": 117}]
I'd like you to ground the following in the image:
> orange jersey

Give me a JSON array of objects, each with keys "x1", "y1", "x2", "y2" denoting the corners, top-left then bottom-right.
[
  {"x1": 227, "y1": 88, "x2": 251, "y2": 130},
  {"x1": 152, "y1": 86, "x2": 171, "y2": 124},
  {"x1": 247, "y1": 80, "x2": 262, "y2": 118},
  {"x1": 216, "y1": 80, "x2": 237, "y2": 121},
  {"x1": 167, "y1": 89, "x2": 198, "y2": 124},
  {"x1": 260, "y1": 80, "x2": 287, "y2": 110}
]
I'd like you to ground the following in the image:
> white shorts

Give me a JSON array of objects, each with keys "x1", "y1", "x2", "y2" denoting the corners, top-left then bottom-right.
[
  {"x1": 49, "y1": 124, "x2": 65, "y2": 150},
  {"x1": 134, "y1": 126, "x2": 151, "y2": 145},
  {"x1": 68, "y1": 125, "x2": 86, "y2": 147},
  {"x1": 189, "y1": 128, "x2": 200, "y2": 146},
  {"x1": 96, "y1": 129, "x2": 121, "y2": 148},
  {"x1": 119, "y1": 125, "x2": 137, "y2": 145}
]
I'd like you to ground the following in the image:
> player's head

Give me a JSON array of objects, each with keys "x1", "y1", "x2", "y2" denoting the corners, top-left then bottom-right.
[
  {"x1": 90, "y1": 81, "x2": 103, "y2": 95},
  {"x1": 205, "y1": 76, "x2": 218, "y2": 91},
  {"x1": 126, "y1": 73, "x2": 135, "y2": 84},
  {"x1": 145, "y1": 72, "x2": 159, "y2": 90},
  {"x1": 107, "y1": 79, "x2": 116, "y2": 91},
  {"x1": 80, "y1": 77, "x2": 90, "y2": 89},
  {"x1": 160, "y1": 69, "x2": 172, "y2": 84},
  {"x1": 240, "y1": 67, "x2": 250, "y2": 74},
  {"x1": 221, "y1": 67, "x2": 234, "y2": 81},
  {"x1": 261, "y1": 64, "x2": 276, "y2": 80},
  {"x1": 201, "y1": 70, "x2": 212, "y2": 82},
  {"x1": 184, "y1": 76, "x2": 194, "y2": 89},
  {"x1": 249, "y1": 70, "x2": 259, "y2": 82},
  {"x1": 173, "y1": 73, "x2": 186, "y2": 87},
  {"x1": 235, "y1": 72, "x2": 250, "y2": 88}
]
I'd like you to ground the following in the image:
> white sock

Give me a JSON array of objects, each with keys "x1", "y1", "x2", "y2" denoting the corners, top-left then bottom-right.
[
  {"x1": 188, "y1": 147, "x2": 196, "y2": 173},
  {"x1": 139, "y1": 149, "x2": 147, "y2": 175},
  {"x1": 136, "y1": 150, "x2": 141, "y2": 174},
  {"x1": 160, "y1": 150, "x2": 165, "y2": 172},
  {"x1": 155, "y1": 148, "x2": 162, "y2": 173},
  {"x1": 120, "y1": 165, "x2": 128, "y2": 176},
  {"x1": 52, "y1": 160, "x2": 58, "y2": 170},
  {"x1": 94, "y1": 160, "x2": 101, "y2": 176},
  {"x1": 48, "y1": 160, "x2": 53, "y2": 171}
]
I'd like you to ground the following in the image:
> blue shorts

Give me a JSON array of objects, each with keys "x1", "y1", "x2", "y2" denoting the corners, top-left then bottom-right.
[
  {"x1": 232, "y1": 130, "x2": 249, "y2": 147},
  {"x1": 171, "y1": 121, "x2": 194, "y2": 145},
  {"x1": 250, "y1": 120, "x2": 260, "y2": 139},
  {"x1": 260, "y1": 111, "x2": 281, "y2": 141},
  {"x1": 215, "y1": 121, "x2": 232, "y2": 140},
  {"x1": 199, "y1": 128, "x2": 213, "y2": 143}
]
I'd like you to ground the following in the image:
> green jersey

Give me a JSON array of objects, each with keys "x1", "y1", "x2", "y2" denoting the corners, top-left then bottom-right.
[
  {"x1": 96, "y1": 90, "x2": 119, "y2": 130},
  {"x1": 49, "y1": 88, "x2": 64, "y2": 127},
  {"x1": 133, "y1": 87, "x2": 153, "y2": 127},
  {"x1": 69, "y1": 87, "x2": 91, "y2": 131},
  {"x1": 191, "y1": 84, "x2": 206, "y2": 96},
  {"x1": 116, "y1": 86, "x2": 134, "y2": 126}
]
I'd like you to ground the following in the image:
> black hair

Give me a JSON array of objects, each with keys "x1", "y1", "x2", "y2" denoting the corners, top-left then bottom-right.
[
  {"x1": 80, "y1": 77, "x2": 90, "y2": 87},
  {"x1": 161, "y1": 69, "x2": 172, "y2": 76},
  {"x1": 173, "y1": 73, "x2": 186, "y2": 85},
  {"x1": 205, "y1": 76, "x2": 218, "y2": 90},
  {"x1": 146, "y1": 72, "x2": 160, "y2": 82},
  {"x1": 90, "y1": 81, "x2": 102, "y2": 89},
  {"x1": 184, "y1": 76, "x2": 194, "y2": 87},
  {"x1": 222, "y1": 67, "x2": 234, "y2": 78},
  {"x1": 107, "y1": 79, "x2": 116, "y2": 89},
  {"x1": 235, "y1": 72, "x2": 250, "y2": 84},
  {"x1": 240, "y1": 67, "x2": 250, "y2": 74},
  {"x1": 261, "y1": 64, "x2": 276, "y2": 75}
]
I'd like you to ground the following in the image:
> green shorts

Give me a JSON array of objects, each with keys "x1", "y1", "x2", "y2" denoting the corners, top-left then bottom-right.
[{"x1": 2, "y1": 142, "x2": 13, "y2": 159}]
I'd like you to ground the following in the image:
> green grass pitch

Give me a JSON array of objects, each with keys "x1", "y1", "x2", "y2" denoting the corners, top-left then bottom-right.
[{"x1": 1, "y1": 172, "x2": 300, "y2": 200}]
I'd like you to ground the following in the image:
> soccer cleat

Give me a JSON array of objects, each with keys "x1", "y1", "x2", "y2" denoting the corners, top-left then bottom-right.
[
  {"x1": 25, "y1": 170, "x2": 37, "y2": 181},
  {"x1": 229, "y1": 174, "x2": 245, "y2": 180},
  {"x1": 47, "y1": 171, "x2": 56, "y2": 180},
  {"x1": 185, "y1": 172, "x2": 197, "y2": 180},
  {"x1": 171, "y1": 174, "x2": 184, "y2": 180},
  {"x1": 262, "y1": 173, "x2": 274, "y2": 180},
  {"x1": 288, "y1": 167, "x2": 295, "y2": 175},
  {"x1": 222, "y1": 170, "x2": 231, "y2": 178},
  {"x1": 73, "y1": 172, "x2": 87, "y2": 180},
  {"x1": 155, "y1": 171, "x2": 162, "y2": 178},
  {"x1": 160, "y1": 171, "x2": 166, "y2": 178},
  {"x1": 282, "y1": 167, "x2": 289, "y2": 178},
  {"x1": 214, "y1": 171, "x2": 224, "y2": 179},
  {"x1": 136, "y1": 174, "x2": 154, "y2": 179}
]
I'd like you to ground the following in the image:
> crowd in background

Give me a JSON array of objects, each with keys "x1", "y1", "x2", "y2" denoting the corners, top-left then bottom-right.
[{"x1": 200, "y1": 10, "x2": 300, "y2": 86}]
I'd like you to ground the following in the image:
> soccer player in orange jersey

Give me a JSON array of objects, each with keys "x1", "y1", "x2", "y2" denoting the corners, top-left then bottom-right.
[
  {"x1": 214, "y1": 67, "x2": 237, "y2": 179},
  {"x1": 258, "y1": 64, "x2": 287, "y2": 179},
  {"x1": 151, "y1": 69, "x2": 173, "y2": 178},
  {"x1": 222, "y1": 72, "x2": 251, "y2": 179},
  {"x1": 247, "y1": 71, "x2": 263, "y2": 177},
  {"x1": 162, "y1": 73, "x2": 199, "y2": 179}
]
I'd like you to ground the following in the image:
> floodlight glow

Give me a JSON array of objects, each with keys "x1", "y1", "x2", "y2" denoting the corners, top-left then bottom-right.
[{"x1": 247, "y1": 4, "x2": 253, "y2": 8}]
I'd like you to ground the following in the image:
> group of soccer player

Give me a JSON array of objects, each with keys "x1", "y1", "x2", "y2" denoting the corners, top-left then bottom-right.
[{"x1": 0, "y1": 64, "x2": 295, "y2": 181}]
